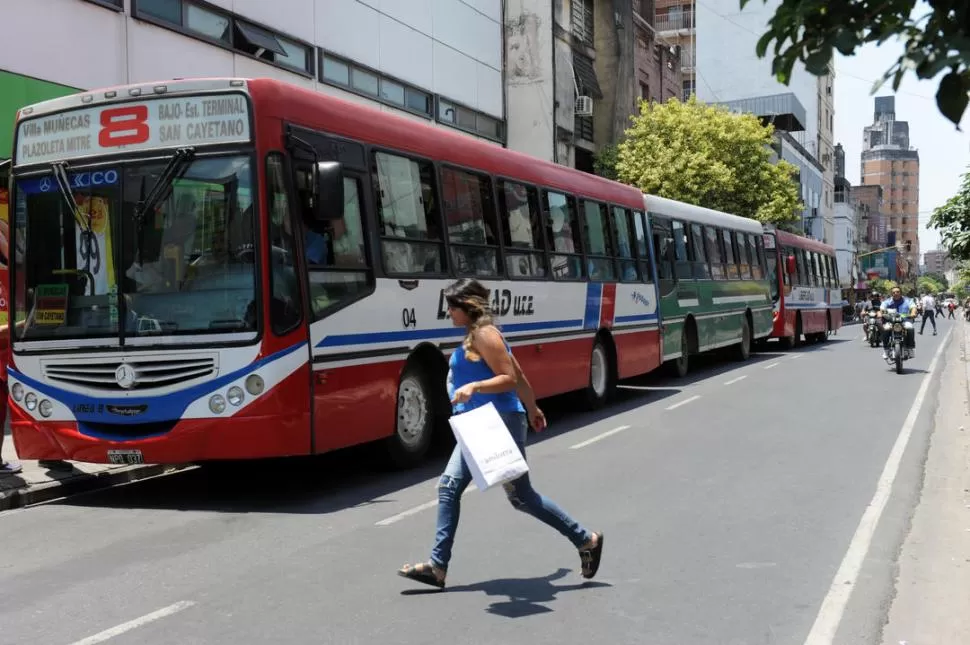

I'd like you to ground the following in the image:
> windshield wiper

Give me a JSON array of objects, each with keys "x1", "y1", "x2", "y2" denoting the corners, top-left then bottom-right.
[
  {"x1": 51, "y1": 161, "x2": 88, "y2": 232},
  {"x1": 134, "y1": 147, "x2": 196, "y2": 222}
]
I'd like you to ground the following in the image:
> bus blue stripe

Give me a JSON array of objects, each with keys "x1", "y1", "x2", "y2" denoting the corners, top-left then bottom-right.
[
  {"x1": 315, "y1": 319, "x2": 586, "y2": 348},
  {"x1": 614, "y1": 314, "x2": 659, "y2": 324},
  {"x1": 583, "y1": 283, "x2": 602, "y2": 330}
]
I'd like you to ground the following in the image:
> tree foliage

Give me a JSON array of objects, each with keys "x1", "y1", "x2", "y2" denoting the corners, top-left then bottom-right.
[
  {"x1": 922, "y1": 271, "x2": 949, "y2": 290},
  {"x1": 593, "y1": 144, "x2": 619, "y2": 181},
  {"x1": 916, "y1": 274, "x2": 945, "y2": 295},
  {"x1": 743, "y1": 0, "x2": 970, "y2": 126},
  {"x1": 867, "y1": 277, "x2": 897, "y2": 295},
  {"x1": 612, "y1": 97, "x2": 802, "y2": 224},
  {"x1": 928, "y1": 166, "x2": 970, "y2": 260}
]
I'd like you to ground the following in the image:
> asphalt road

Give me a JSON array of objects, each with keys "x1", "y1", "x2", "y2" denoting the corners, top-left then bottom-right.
[{"x1": 0, "y1": 323, "x2": 954, "y2": 645}]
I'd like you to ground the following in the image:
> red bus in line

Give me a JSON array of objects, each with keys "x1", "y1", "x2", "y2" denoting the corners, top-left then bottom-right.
[
  {"x1": 6, "y1": 77, "x2": 663, "y2": 467},
  {"x1": 763, "y1": 226, "x2": 843, "y2": 347}
]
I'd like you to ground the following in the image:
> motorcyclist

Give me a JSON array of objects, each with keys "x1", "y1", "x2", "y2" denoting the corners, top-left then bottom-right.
[
  {"x1": 861, "y1": 293, "x2": 881, "y2": 340},
  {"x1": 880, "y1": 286, "x2": 917, "y2": 359}
]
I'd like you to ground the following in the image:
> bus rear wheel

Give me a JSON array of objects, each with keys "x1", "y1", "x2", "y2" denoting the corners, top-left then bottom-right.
[
  {"x1": 584, "y1": 338, "x2": 615, "y2": 410},
  {"x1": 387, "y1": 365, "x2": 435, "y2": 468},
  {"x1": 671, "y1": 329, "x2": 689, "y2": 377},
  {"x1": 734, "y1": 317, "x2": 752, "y2": 361}
]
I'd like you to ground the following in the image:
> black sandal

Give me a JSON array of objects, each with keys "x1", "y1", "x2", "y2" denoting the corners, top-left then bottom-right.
[
  {"x1": 397, "y1": 562, "x2": 446, "y2": 589},
  {"x1": 579, "y1": 532, "x2": 604, "y2": 579}
]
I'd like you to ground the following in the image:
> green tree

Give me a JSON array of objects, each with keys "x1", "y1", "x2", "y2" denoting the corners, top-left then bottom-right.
[
  {"x1": 744, "y1": 0, "x2": 970, "y2": 126},
  {"x1": 593, "y1": 144, "x2": 619, "y2": 181},
  {"x1": 922, "y1": 271, "x2": 949, "y2": 290},
  {"x1": 928, "y1": 166, "x2": 970, "y2": 260},
  {"x1": 868, "y1": 277, "x2": 897, "y2": 295},
  {"x1": 916, "y1": 274, "x2": 944, "y2": 294},
  {"x1": 613, "y1": 97, "x2": 802, "y2": 224}
]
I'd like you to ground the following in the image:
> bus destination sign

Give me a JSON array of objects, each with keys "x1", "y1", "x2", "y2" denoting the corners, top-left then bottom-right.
[{"x1": 15, "y1": 93, "x2": 252, "y2": 166}]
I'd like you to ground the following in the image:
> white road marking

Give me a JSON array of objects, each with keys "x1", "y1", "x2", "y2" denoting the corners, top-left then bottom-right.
[
  {"x1": 69, "y1": 601, "x2": 195, "y2": 645},
  {"x1": 569, "y1": 425, "x2": 631, "y2": 450},
  {"x1": 788, "y1": 354, "x2": 802, "y2": 360},
  {"x1": 763, "y1": 362, "x2": 781, "y2": 370},
  {"x1": 802, "y1": 328, "x2": 952, "y2": 645},
  {"x1": 724, "y1": 375, "x2": 748, "y2": 385},
  {"x1": 376, "y1": 500, "x2": 438, "y2": 526},
  {"x1": 666, "y1": 395, "x2": 701, "y2": 410}
]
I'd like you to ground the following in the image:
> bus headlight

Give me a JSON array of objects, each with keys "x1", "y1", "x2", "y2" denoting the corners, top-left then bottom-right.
[
  {"x1": 39, "y1": 400, "x2": 53, "y2": 418},
  {"x1": 245, "y1": 374, "x2": 264, "y2": 396},
  {"x1": 208, "y1": 394, "x2": 227, "y2": 414},
  {"x1": 11, "y1": 383, "x2": 24, "y2": 402},
  {"x1": 227, "y1": 386, "x2": 244, "y2": 407},
  {"x1": 24, "y1": 392, "x2": 38, "y2": 411}
]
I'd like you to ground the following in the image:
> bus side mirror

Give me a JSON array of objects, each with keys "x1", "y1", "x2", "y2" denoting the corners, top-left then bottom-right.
[
  {"x1": 786, "y1": 255, "x2": 796, "y2": 274},
  {"x1": 312, "y1": 161, "x2": 344, "y2": 221}
]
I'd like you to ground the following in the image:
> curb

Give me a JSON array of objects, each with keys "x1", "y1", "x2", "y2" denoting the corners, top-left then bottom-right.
[{"x1": 0, "y1": 463, "x2": 190, "y2": 512}]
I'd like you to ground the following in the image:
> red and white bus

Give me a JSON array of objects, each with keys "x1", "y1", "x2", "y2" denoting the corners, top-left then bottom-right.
[
  {"x1": 6, "y1": 77, "x2": 663, "y2": 467},
  {"x1": 763, "y1": 226, "x2": 843, "y2": 347}
]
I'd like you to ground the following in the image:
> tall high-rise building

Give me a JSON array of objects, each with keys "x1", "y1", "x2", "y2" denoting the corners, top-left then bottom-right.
[{"x1": 861, "y1": 96, "x2": 920, "y2": 271}]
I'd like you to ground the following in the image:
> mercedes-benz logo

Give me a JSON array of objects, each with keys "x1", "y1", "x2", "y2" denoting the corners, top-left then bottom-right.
[
  {"x1": 114, "y1": 363, "x2": 138, "y2": 389},
  {"x1": 39, "y1": 177, "x2": 52, "y2": 192}
]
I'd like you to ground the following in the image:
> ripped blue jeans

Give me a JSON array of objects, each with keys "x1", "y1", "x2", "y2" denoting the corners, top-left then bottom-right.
[{"x1": 430, "y1": 410, "x2": 591, "y2": 570}]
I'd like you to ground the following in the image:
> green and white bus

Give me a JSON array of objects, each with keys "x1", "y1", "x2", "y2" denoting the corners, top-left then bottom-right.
[{"x1": 645, "y1": 195, "x2": 773, "y2": 376}]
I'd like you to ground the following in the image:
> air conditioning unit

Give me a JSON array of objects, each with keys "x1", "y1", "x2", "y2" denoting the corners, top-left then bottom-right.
[{"x1": 575, "y1": 95, "x2": 593, "y2": 117}]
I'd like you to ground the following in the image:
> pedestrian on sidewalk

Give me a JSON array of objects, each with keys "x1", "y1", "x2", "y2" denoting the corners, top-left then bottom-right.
[
  {"x1": 920, "y1": 293, "x2": 938, "y2": 335},
  {"x1": 397, "y1": 278, "x2": 603, "y2": 589}
]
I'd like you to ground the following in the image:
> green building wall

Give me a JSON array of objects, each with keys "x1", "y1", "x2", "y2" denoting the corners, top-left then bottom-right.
[{"x1": 0, "y1": 70, "x2": 80, "y2": 160}]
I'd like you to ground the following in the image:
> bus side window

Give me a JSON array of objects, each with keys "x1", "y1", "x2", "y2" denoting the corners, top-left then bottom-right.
[
  {"x1": 648, "y1": 216, "x2": 671, "y2": 279},
  {"x1": 811, "y1": 252, "x2": 821, "y2": 287},
  {"x1": 306, "y1": 176, "x2": 372, "y2": 321},
  {"x1": 746, "y1": 234, "x2": 763, "y2": 280},
  {"x1": 581, "y1": 200, "x2": 615, "y2": 281},
  {"x1": 720, "y1": 228, "x2": 738, "y2": 279},
  {"x1": 373, "y1": 151, "x2": 445, "y2": 275},
  {"x1": 735, "y1": 232, "x2": 752, "y2": 279},
  {"x1": 632, "y1": 210, "x2": 651, "y2": 281},
  {"x1": 544, "y1": 191, "x2": 583, "y2": 280},
  {"x1": 670, "y1": 219, "x2": 690, "y2": 279},
  {"x1": 498, "y1": 180, "x2": 546, "y2": 278},
  {"x1": 829, "y1": 256, "x2": 839, "y2": 287},
  {"x1": 266, "y1": 153, "x2": 303, "y2": 335},
  {"x1": 796, "y1": 249, "x2": 807, "y2": 286},
  {"x1": 612, "y1": 206, "x2": 637, "y2": 282},
  {"x1": 441, "y1": 166, "x2": 499, "y2": 277},
  {"x1": 690, "y1": 223, "x2": 709, "y2": 279},
  {"x1": 704, "y1": 226, "x2": 724, "y2": 280}
]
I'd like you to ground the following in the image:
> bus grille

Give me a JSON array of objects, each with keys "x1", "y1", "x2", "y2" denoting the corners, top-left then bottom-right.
[{"x1": 43, "y1": 356, "x2": 217, "y2": 391}]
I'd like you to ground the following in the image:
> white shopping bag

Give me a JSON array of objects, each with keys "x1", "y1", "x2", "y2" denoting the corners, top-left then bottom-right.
[{"x1": 448, "y1": 402, "x2": 529, "y2": 491}]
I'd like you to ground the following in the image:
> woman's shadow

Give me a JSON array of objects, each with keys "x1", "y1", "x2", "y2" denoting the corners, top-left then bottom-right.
[{"x1": 401, "y1": 568, "x2": 611, "y2": 618}]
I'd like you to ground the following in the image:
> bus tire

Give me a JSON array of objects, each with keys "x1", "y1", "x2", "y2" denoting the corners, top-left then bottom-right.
[
  {"x1": 734, "y1": 316, "x2": 752, "y2": 361},
  {"x1": 584, "y1": 337, "x2": 615, "y2": 410},
  {"x1": 669, "y1": 326, "x2": 690, "y2": 377},
  {"x1": 387, "y1": 365, "x2": 435, "y2": 468}
]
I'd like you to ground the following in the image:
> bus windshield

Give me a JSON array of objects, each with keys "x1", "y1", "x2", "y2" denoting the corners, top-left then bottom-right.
[{"x1": 13, "y1": 155, "x2": 257, "y2": 343}]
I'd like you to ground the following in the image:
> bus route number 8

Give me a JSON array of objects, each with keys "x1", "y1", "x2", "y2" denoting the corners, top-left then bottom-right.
[{"x1": 98, "y1": 105, "x2": 151, "y2": 148}]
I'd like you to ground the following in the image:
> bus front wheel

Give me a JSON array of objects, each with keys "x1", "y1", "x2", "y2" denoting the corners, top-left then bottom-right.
[{"x1": 387, "y1": 366, "x2": 435, "y2": 468}]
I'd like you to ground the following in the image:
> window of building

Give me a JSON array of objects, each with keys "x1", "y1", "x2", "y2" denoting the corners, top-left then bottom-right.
[
  {"x1": 441, "y1": 167, "x2": 499, "y2": 277},
  {"x1": 436, "y1": 97, "x2": 505, "y2": 143},
  {"x1": 571, "y1": 0, "x2": 594, "y2": 45},
  {"x1": 133, "y1": 0, "x2": 313, "y2": 75},
  {"x1": 582, "y1": 201, "x2": 615, "y2": 281},
  {"x1": 682, "y1": 78, "x2": 696, "y2": 101},
  {"x1": 266, "y1": 154, "x2": 303, "y2": 334},
  {"x1": 545, "y1": 191, "x2": 584, "y2": 280},
  {"x1": 640, "y1": 83, "x2": 650, "y2": 102},
  {"x1": 84, "y1": 0, "x2": 123, "y2": 10},
  {"x1": 373, "y1": 152, "x2": 445, "y2": 275},
  {"x1": 575, "y1": 115, "x2": 594, "y2": 142},
  {"x1": 499, "y1": 181, "x2": 546, "y2": 278},
  {"x1": 320, "y1": 52, "x2": 434, "y2": 119}
]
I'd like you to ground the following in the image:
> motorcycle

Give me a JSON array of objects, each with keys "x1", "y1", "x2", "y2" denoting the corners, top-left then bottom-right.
[
  {"x1": 882, "y1": 311, "x2": 914, "y2": 374},
  {"x1": 863, "y1": 311, "x2": 881, "y2": 347}
]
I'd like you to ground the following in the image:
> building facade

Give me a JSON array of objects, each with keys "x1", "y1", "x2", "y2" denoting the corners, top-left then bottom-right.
[
  {"x1": 0, "y1": 0, "x2": 506, "y2": 169},
  {"x1": 923, "y1": 249, "x2": 953, "y2": 275},
  {"x1": 832, "y1": 143, "x2": 859, "y2": 288},
  {"x1": 861, "y1": 96, "x2": 920, "y2": 271}
]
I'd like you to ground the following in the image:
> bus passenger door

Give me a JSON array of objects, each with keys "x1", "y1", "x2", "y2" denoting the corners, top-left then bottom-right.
[{"x1": 301, "y1": 171, "x2": 388, "y2": 454}]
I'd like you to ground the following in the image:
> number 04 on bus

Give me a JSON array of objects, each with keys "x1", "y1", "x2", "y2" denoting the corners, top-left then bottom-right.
[{"x1": 4, "y1": 77, "x2": 796, "y2": 467}]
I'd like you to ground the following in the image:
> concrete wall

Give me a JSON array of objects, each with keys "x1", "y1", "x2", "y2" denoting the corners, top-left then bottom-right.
[
  {"x1": 505, "y1": 0, "x2": 556, "y2": 161},
  {"x1": 0, "y1": 0, "x2": 504, "y2": 154}
]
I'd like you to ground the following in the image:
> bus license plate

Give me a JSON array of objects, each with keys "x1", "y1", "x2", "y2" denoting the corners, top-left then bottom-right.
[{"x1": 107, "y1": 450, "x2": 144, "y2": 465}]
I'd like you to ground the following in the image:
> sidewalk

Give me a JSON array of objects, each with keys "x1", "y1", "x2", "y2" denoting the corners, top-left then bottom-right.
[
  {"x1": 879, "y1": 321, "x2": 970, "y2": 644},
  {"x1": 1, "y1": 424, "x2": 186, "y2": 511}
]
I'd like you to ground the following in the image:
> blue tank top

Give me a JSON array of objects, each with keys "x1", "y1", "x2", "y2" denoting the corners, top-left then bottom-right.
[{"x1": 447, "y1": 340, "x2": 525, "y2": 414}]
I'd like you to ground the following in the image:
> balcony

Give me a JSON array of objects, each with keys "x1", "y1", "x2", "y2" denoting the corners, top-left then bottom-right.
[
  {"x1": 655, "y1": 11, "x2": 694, "y2": 33},
  {"x1": 680, "y1": 48, "x2": 694, "y2": 70}
]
